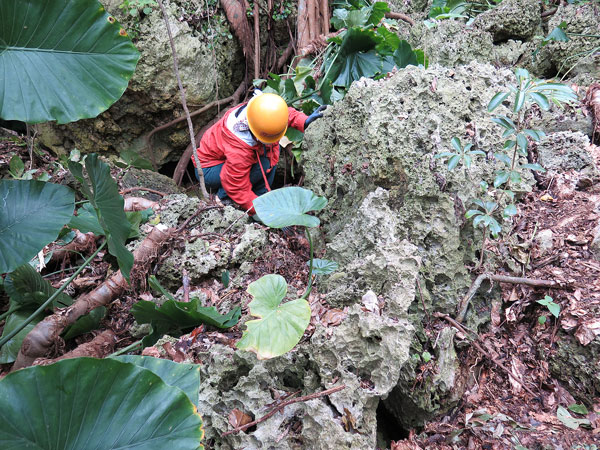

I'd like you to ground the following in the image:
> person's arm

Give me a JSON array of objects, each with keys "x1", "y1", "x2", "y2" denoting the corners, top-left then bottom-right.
[{"x1": 287, "y1": 107, "x2": 309, "y2": 132}]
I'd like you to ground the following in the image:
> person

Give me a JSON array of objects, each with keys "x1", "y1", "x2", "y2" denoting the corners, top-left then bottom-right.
[{"x1": 193, "y1": 92, "x2": 326, "y2": 215}]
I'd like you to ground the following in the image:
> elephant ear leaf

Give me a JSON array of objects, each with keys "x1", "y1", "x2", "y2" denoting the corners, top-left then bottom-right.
[
  {"x1": 69, "y1": 155, "x2": 134, "y2": 281},
  {"x1": 237, "y1": 274, "x2": 311, "y2": 359},
  {"x1": 253, "y1": 187, "x2": 327, "y2": 228},
  {"x1": 0, "y1": 0, "x2": 140, "y2": 124},
  {"x1": 0, "y1": 180, "x2": 74, "y2": 274}
]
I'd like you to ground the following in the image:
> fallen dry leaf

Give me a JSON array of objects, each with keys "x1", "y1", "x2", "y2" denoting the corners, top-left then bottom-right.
[
  {"x1": 321, "y1": 308, "x2": 347, "y2": 327},
  {"x1": 228, "y1": 408, "x2": 253, "y2": 429}
]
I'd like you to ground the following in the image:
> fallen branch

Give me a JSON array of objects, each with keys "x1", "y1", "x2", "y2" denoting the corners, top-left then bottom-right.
[
  {"x1": 120, "y1": 187, "x2": 168, "y2": 197},
  {"x1": 434, "y1": 312, "x2": 538, "y2": 398},
  {"x1": 12, "y1": 226, "x2": 172, "y2": 370},
  {"x1": 172, "y1": 81, "x2": 246, "y2": 186},
  {"x1": 456, "y1": 273, "x2": 572, "y2": 323},
  {"x1": 385, "y1": 12, "x2": 415, "y2": 26},
  {"x1": 222, "y1": 384, "x2": 346, "y2": 436},
  {"x1": 157, "y1": 0, "x2": 209, "y2": 199},
  {"x1": 541, "y1": 7, "x2": 558, "y2": 18},
  {"x1": 33, "y1": 330, "x2": 117, "y2": 365}
]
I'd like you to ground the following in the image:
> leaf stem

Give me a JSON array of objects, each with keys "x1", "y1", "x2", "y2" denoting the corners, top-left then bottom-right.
[
  {"x1": 476, "y1": 226, "x2": 488, "y2": 270},
  {"x1": 108, "y1": 339, "x2": 143, "y2": 357},
  {"x1": 300, "y1": 228, "x2": 314, "y2": 300},
  {"x1": 0, "y1": 305, "x2": 22, "y2": 322},
  {"x1": 0, "y1": 241, "x2": 107, "y2": 349}
]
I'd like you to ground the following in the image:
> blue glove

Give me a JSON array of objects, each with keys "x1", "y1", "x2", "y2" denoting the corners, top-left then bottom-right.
[{"x1": 304, "y1": 105, "x2": 327, "y2": 129}]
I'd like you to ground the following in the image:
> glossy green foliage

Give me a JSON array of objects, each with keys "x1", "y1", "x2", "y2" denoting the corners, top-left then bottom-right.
[
  {"x1": 237, "y1": 274, "x2": 311, "y2": 359},
  {"x1": 70, "y1": 154, "x2": 134, "y2": 281},
  {"x1": 0, "y1": 180, "x2": 74, "y2": 274},
  {"x1": 0, "y1": 358, "x2": 205, "y2": 449},
  {"x1": 253, "y1": 186, "x2": 327, "y2": 228},
  {"x1": 113, "y1": 355, "x2": 201, "y2": 406},
  {"x1": 62, "y1": 306, "x2": 106, "y2": 340},
  {"x1": 309, "y1": 259, "x2": 339, "y2": 275},
  {"x1": 0, "y1": 0, "x2": 140, "y2": 124}
]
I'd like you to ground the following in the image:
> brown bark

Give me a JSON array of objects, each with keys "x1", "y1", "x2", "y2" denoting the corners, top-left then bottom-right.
[
  {"x1": 297, "y1": 0, "x2": 310, "y2": 52},
  {"x1": 12, "y1": 226, "x2": 172, "y2": 371},
  {"x1": 220, "y1": 0, "x2": 255, "y2": 64},
  {"x1": 254, "y1": 1, "x2": 260, "y2": 79},
  {"x1": 50, "y1": 231, "x2": 97, "y2": 264},
  {"x1": 32, "y1": 330, "x2": 117, "y2": 366}
]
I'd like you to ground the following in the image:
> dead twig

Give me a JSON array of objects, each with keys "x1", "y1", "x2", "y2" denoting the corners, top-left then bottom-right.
[
  {"x1": 416, "y1": 277, "x2": 430, "y2": 324},
  {"x1": 434, "y1": 312, "x2": 538, "y2": 398},
  {"x1": 176, "y1": 205, "x2": 223, "y2": 233},
  {"x1": 456, "y1": 273, "x2": 572, "y2": 323},
  {"x1": 156, "y1": 0, "x2": 209, "y2": 198},
  {"x1": 385, "y1": 12, "x2": 415, "y2": 26},
  {"x1": 541, "y1": 7, "x2": 558, "y2": 18},
  {"x1": 222, "y1": 384, "x2": 346, "y2": 436}
]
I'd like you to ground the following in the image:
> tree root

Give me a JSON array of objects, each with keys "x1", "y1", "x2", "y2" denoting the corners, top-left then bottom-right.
[
  {"x1": 385, "y1": 12, "x2": 415, "y2": 26},
  {"x1": 32, "y1": 330, "x2": 117, "y2": 366},
  {"x1": 50, "y1": 231, "x2": 97, "y2": 264},
  {"x1": 12, "y1": 225, "x2": 172, "y2": 371},
  {"x1": 456, "y1": 273, "x2": 573, "y2": 323},
  {"x1": 123, "y1": 196, "x2": 159, "y2": 211}
]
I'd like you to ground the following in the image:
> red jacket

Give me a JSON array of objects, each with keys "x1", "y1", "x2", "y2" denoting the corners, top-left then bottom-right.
[{"x1": 194, "y1": 104, "x2": 308, "y2": 214}]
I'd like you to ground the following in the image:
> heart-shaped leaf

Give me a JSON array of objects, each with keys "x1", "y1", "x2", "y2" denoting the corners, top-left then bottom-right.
[
  {"x1": 0, "y1": 358, "x2": 205, "y2": 449},
  {"x1": 253, "y1": 186, "x2": 327, "y2": 228},
  {"x1": 237, "y1": 274, "x2": 311, "y2": 359},
  {"x1": 0, "y1": 180, "x2": 74, "y2": 274},
  {"x1": 112, "y1": 355, "x2": 201, "y2": 407},
  {"x1": 309, "y1": 259, "x2": 339, "y2": 275},
  {"x1": 0, "y1": 0, "x2": 140, "y2": 124}
]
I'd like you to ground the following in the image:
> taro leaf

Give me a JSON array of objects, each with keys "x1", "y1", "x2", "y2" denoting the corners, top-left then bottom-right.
[
  {"x1": 4, "y1": 263, "x2": 73, "y2": 309},
  {"x1": 69, "y1": 203, "x2": 105, "y2": 236},
  {"x1": 309, "y1": 259, "x2": 339, "y2": 276},
  {"x1": 0, "y1": 309, "x2": 43, "y2": 364},
  {"x1": 253, "y1": 186, "x2": 327, "y2": 228},
  {"x1": 0, "y1": 358, "x2": 205, "y2": 449},
  {"x1": 62, "y1": 306, "x2": 107, "y2": 340},
  {"x1": 0, "y1": 180, "x2": 74, "y2": 274},
  {"x1": 0, "y1": 0, "x2": 140, "y2": 124},
  {"x1": 236, "y1": 274, "x2": 311, "y2": 359},
  {"x1": 132, "y1": 298, "x2": 241, "y2": 330},
  {"x1": 326, "y1": 28, "x2": 383, "y2": 89},
  {"x1": 393, "y1": 41, "x2": 419, "y2": 69},
  {"x1": 118, "y1": 149, "x2": 155, "y2": 171},
  {"x1": 148, "y1": 275, "x2": 177, "y2": 302},
  {"x1": 69, "y1": 155, "x2": 133, "y2": 281},
  {"x1": 556, "y1": 405, "x2": 591, "y2": 430},
  {"x1": 567, "y1": 404, "x2": 589, "y2": 415},
  {"x1": 113, "y1": 355, "x2": 201, "y2": 407}
]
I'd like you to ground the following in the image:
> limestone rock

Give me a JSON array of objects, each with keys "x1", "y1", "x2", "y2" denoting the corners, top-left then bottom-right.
[
  {"x1": 541, "y1": 3, "x2": 600, "y2": 78},
  {"x1": 535, "y1": 229, "x2": 554, "y2": 256},
  {"x1": 473, "y1": 0, "x2": 542, "y2": 42},
  {"x1": 121, "y1": 168, "x2": 183, "y2": 201}
]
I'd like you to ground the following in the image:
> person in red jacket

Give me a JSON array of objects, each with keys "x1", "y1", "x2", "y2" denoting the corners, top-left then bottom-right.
[{"x1": 194, "y1": 92, "x2": 325, "y2": 215}]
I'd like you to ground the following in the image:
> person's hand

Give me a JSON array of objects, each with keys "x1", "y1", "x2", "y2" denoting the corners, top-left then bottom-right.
[{"x1": 304, "y1": 105, "x2": 327, "y2": 129}]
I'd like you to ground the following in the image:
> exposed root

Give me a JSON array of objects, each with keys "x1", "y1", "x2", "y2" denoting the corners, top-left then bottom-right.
[
  {"x1": 32, "y1": 330, "x2": 117, "y2": 366},
  {"x1": 12, "y1": 226, "x2": 172, "y2": 371},
  {"x1": 123, "y1": 196, "x2": 159, "y2": 211},
  {"x1": 586, "y1": 83, "x2": 600, "y2": 143},
  {"x1": 50, "y1": 231, "x2": 97, "y2": 264},
  {"x1": 385, "y1": 11, "x2": 415, "y2": 26}
]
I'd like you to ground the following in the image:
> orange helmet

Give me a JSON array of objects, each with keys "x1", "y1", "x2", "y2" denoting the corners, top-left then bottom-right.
[{"x1": 247, "y1": 93, "x2": 289, "y2": 144}]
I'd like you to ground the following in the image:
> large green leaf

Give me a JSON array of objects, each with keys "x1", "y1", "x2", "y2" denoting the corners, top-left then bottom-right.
[
  {"x1": 0, "y1": 358, "x2": 205, "y2": 449},
  {"x1": 0, "y1": 0, "x2": 140, "y2": 124},
  {"x1": 253, "y1": 186, "x2": 327, "y2": 228},
  {"x1": 62, "y1": 306, "x2": 106, "y2": 340},
  {"x1": 0, "y1": 180, "x2": 74, "y2": 274},
  {"x1": 237, "y1": 274, "x2": 311, "y2": 359},
  {"x1": 70, "y1": 155, "x2": 134, "y2": 281},
  {"x1": 0, "y1": 309, "x2": 42, "y2": 364},
  {"x1": 4, "y1": 263, "x2": 73, "y2": 309},
  {"x1": 113, "y1": 355, "x2": 201, "y2": 406}
]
